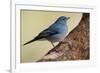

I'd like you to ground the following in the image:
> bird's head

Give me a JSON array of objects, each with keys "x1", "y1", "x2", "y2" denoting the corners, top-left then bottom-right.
[
  {"x1": 59, "y1": 16, "x2": 70, "y2": 20},
  {"x1": 57, "y1": 16, "x2": 70, "y2": 23}
]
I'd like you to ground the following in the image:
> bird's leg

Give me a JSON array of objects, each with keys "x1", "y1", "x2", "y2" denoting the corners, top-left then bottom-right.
[
  {"x1": 51, "y1": 42, "x2": 55, "y2": 47},
  {"x1": 49, "y1": 41, "x2": 55, "y2": 47}
]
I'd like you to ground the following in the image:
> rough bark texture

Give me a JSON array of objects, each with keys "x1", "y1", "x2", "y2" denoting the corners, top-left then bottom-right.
[{"x1": 38, "y1": 13, "x2": 90, "y2": 62}]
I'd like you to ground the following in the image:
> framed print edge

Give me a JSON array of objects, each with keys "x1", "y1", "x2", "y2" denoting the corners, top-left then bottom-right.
[{"x1": 10, "y1": 0, "x2": 96, "y2": 73}]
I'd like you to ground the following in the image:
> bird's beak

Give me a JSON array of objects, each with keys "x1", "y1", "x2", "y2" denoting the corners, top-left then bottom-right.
[{"x1": 67, "y1": 17, "x2": 70, "y2": 20}]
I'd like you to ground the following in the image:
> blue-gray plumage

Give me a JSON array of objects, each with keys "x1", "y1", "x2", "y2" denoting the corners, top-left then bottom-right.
[{"x1": 24, "y1": 16, "x2": 70, "y2": 47}]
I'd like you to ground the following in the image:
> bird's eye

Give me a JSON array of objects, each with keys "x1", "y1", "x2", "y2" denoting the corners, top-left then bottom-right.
[{"x1": 63, "y1": 18, "x2": 65, "y2": 20}]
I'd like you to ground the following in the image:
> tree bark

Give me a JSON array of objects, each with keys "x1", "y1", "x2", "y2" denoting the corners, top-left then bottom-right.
[{"x1": 38, "y1": 13, "x2": 90, "y2": 62}]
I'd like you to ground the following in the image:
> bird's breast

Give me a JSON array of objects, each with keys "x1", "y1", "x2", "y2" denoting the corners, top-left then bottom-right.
[
  {"x1": 47, "y1": 23, "x2": 68, "y2": 43},
  {"x1": 47, "y1": 28, "x2": 68, "y2": 43}
]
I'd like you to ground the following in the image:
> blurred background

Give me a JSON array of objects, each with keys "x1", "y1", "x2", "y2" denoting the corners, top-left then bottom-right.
[{"x1": 21, "y1": 10, "x2": 82, "y2": 63}]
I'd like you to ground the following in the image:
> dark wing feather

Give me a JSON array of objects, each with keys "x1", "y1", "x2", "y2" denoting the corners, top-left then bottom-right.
[{"x1": 36, "y1": 28, "x2": 58, "y2": 39}]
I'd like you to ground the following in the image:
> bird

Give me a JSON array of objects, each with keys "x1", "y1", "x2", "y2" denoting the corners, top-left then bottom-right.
[{"x1": 23, "y1": 16, "x2": 70, "y2": 47}]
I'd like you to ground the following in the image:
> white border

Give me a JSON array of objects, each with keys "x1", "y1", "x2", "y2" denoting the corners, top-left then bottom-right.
[{"x1": 11, "y1": 3, "x2": 96, "y2": 73}]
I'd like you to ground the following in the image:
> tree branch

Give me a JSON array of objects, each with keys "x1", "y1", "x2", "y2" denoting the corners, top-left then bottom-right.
[{"x1": 38, "y1": 13, "x2": 90, "y2": 62}]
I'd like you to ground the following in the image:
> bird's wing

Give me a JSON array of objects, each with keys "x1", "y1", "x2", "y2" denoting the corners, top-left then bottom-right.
[{"x1": 34, "y1": 28, "x2": 58, "y2": 40}]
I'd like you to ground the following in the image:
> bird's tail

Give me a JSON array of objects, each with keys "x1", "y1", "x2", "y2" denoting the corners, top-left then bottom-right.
[
  {"x1": 23, "y1": 39, "x2": 36, "y2": 46},
  {"x1": 23, "y1": 36, "x2": 43, "y2": 46}
]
